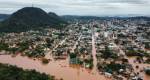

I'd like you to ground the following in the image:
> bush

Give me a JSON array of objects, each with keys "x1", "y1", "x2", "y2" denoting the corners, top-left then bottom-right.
[
  {"x1": 101, "y1": 46, "x2": 118, "y2": 59},
  {"x1": 145, "y1": 69, "x2": 150, "y2": 75},
  {"x1": 145, "y1": 43, "x2": 150, "y2": 49},
  {"x1": 42, "y1": 58, "x2": 49, "y2": 64},
  {"x1": 126, "y1": 50, "x2": 142, "y2": 56},
  {"x1": 69, "y1": 53, "x2": 77, "y2": 59},
  {"x1": 104, "y1": 63, "x2": 126, "y2": 73},
  {"x1": 0, "y1": 43, "x2": 9, "y2": 51}
]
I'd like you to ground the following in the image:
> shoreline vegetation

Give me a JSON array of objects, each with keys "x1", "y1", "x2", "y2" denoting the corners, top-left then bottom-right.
[{"x1": 0, "y1": 63, "x2": 56, "y2": 80}]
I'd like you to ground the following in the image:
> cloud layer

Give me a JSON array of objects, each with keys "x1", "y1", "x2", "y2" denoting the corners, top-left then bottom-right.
[{"x1": 0, "y1": 0, "x2": 150, "y2": 16}]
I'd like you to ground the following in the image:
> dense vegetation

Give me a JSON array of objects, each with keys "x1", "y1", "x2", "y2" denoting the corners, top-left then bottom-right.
[
  {"x1": 145, "y1": 69, "x2": 150, "y2": 75},
  {"x1": 0, "y1": 43, "x2": 9, "y2": 51},
  {"x1": 0, "y1": 41, "x2": 46, "y2": 57},
  {"x1": 0, "y1": 63, "x2": 55, "y2": 80},
  {"x1": 0, "y1": 43, "x2": 19, "y2": 54},
  {"x1": 100, "y1": 46, "x2": 118, "y2": 59},
  {"x1": 0, "y1": 7, "x2": 67, "y2": 32},
  {"x1": 145, "y1": 43, "x2": 150, "y2": 49},
  {"x1": 103, "y1": 63, "x2": 126, "y2": 74},
  {"x1": 24, "y1": 44, "x2": 45, "y2": 57},
  {"x1": 125, "y1": 50, "x2": 150, "y2": 57}
]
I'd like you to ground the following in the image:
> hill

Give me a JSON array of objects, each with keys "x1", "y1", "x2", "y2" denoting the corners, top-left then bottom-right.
[
  {"x1": 48, "y1": 12, "x2": 66, "y2": 24},
  {"x1": 0, "y1": 7, "x2": 67, "y2": 32}
]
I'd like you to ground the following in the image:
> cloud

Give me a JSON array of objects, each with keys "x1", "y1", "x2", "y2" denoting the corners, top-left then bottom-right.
[{"x1": 0, "y1": 0, "x2": 150, "y2": 16}]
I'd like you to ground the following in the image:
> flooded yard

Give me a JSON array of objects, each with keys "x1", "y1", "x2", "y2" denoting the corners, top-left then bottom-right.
[{"x1": 128, "y1": 57, "x2": 150, "y2": 80}]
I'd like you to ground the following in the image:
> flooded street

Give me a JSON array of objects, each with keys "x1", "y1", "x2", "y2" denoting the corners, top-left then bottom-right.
[
  {"x1": 128, "y1": 57, "x2": 150, "y2": 80},
  {"x1": 91, "y1": 26, "x2": 98, "y2": 73}
]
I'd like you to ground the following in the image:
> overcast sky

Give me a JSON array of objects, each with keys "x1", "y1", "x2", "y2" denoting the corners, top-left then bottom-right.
[{"x1": 0, "y1": 0, "x2": 150, "y2": 16}]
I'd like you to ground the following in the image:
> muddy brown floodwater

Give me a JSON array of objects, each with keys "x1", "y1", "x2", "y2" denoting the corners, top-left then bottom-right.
[
  {"x1": 128, "y1": 57, "x2": 150, "y2": 80},
  {"x1": 0, "y1": 54, "x2": 110, "y2": 80}
]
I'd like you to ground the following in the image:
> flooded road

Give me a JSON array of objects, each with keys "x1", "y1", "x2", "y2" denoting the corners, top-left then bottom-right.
[
  {"x1": 128, "y1": 57, "x2": 150, "y2": 80},
  {"x1": 117, "y1": 44, "x2": 150, "y2": 80},
  {"x1": 91, "y1": 26, "x2": 98, "y2": 72}
]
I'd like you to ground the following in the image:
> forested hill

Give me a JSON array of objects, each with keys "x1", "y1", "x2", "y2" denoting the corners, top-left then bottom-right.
[{"x1": 0, "y1": 7, "x2": 67, "y2": 32}]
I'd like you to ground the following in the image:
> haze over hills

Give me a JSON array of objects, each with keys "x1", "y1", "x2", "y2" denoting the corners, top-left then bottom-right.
[
  {"x1": 62, "y1": 15, "x2": 150, "y2": 20},
  {"x1": 0, "y1": 7, "x2": 67, "y2": 32},
  {"x1": 62, "y1": 15, "x2": 150, "y2": 25},
  {"x1": 0, "y1": 14, "x2": 10, "y2": 21}
]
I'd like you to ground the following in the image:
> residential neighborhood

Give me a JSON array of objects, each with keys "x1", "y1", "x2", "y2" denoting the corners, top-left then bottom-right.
[{"x1": 0, "y1": 17, "x2": 150, "y2": 80}]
